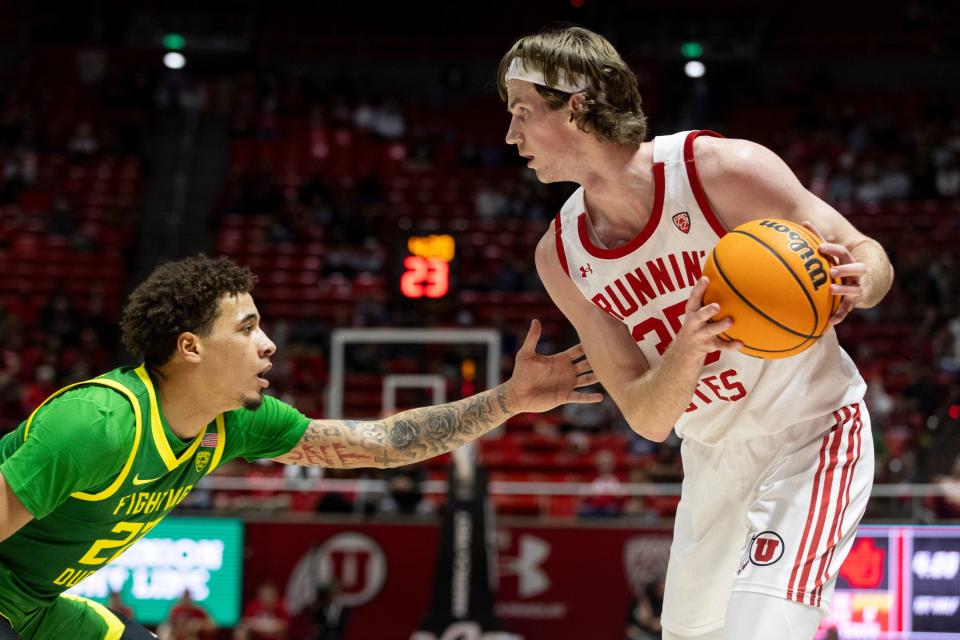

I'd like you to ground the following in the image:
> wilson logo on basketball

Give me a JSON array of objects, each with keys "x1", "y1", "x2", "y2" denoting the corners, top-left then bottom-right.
[
  {"x1": 672, "y1": 212, "x2": 691, "y2": 234},
  {"x1": 749, "y1": 531, "x2": 785, "y2": 566},
  {"x1": 757, "y1": 220, "x2": 829, "y2": 290}
]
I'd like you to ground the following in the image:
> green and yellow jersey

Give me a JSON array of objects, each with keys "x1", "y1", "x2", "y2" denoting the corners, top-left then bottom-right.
[{"x1": 0, "y1": 365, "x2": 310, "y2": 638}]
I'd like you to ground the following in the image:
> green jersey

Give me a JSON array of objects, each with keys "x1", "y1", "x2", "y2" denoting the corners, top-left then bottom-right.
[{"x1": 0, "y1": 364, "x2": 310, "y2": 637}]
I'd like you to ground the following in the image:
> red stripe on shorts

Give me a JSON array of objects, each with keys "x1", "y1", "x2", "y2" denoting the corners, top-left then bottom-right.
[
  {"x1": 787, "y1": 412, "x2": 840, "y2": 601},
  {"x1": 814, "y1": 404, "x2": 864, "y2": 607},
  {"x1": 795, "y1": 407, "x2": 851, "y2": 604}
]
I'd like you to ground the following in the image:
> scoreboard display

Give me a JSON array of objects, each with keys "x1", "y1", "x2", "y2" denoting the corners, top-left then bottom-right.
[
  {"x1": 818, "y1": 525, "x2": 960, "y2": 639},
  {"x1": 398, "y1": 234, "x2": 456, "y2": 299}
]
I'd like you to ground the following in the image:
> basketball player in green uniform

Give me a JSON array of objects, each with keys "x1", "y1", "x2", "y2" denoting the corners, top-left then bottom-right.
[{"x1": 0, "y1": 255, "x2": 601, "y2": 639}]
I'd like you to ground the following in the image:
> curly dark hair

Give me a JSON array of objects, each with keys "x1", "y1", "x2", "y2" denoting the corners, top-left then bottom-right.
[{"x1": 121, "y1": 254, "x2": 257, "y2": 368}]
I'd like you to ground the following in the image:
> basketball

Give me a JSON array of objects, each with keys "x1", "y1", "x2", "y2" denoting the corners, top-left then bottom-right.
[{"x1": 702, "y1": 219, "x2": 840, "y2": 359}]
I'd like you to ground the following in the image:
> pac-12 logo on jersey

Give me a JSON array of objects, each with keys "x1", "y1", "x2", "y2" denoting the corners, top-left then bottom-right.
[{"x1": 672, "y1": 212, "x2": 691, "y2": 234}]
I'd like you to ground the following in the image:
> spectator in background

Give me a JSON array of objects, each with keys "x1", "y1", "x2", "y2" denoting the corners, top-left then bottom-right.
[
  {"x1": 39, "y1": 294, "x2": 79, "y2": 341},
  {"x1": 935, "y1": 152, "x2": 959, "y2": 197},
  {"x1": 579, "y1": 450, "x2": 624, "y2": 518},
  {"x1": 561, "y1": 394, "x2": 622, "y2": 434},
  {"x1": 108, "y1": 590, "x2": 135, "y2": 622},
  {"x1": 310, "y1": 581, "x2": 348, "y2": 640},
  {"x1": 314, "y1": 468, "x2": 355, "y2": 514},
  {"x1": 18, "y1": 364, "x2": 56, "y2": 416},
  {"x1": 46, "y1": 195, "x2": 78, "y2": 237},
  {"x1": 474, "y1": 180, "x2": 509, "y2": 218},
  {"x1": 493, "y1": 259, "x2": 525, "y2": 293},
  {"x1": 158, "y1": 590, "x2": 216, "y2": 640},
  {"x1": 67, "y1": 121, "x2": 100, "y2": 157},
  {"x1": 625, "y1": 576, "x2": 665, "y2": 640},
  {"x1": 622, "y1": 469, "x2": 660, "y2": 523},
  {"x1": 647, "y1": 444, "x2": 683, "y2": 483},
  {"x1": 932, "y1": 456, "x2": 960, "y2": 519},
  {"x1": 0, "y1": 144, "x2": 37, "y2": 203},
  {"x1": 234, "y1": 582, "x2": 290, "y2": 640},
  {"x1": 379, "y1": 466, "x2": 430, "y2": 516}
]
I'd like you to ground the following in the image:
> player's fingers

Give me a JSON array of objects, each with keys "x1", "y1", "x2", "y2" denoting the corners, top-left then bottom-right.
[
  {"x1": 802, "y1": 220, "x2": 825, "y2": 242},
  {"x1": 817, "y1": 242, "x2": 854, "y2": 263},
  {"x1": 575, "y1": 371, "x2": 598, "y2": 387},
  {"x1": 696, "y1": 302, "x2": 722, "y2": 323},
  {"x1": 564, "y1": 343, "x2": 586, "y2": 361},
  {"x1": 568, "y1": 391, "x2": 604, "y2": 404},
  {"x1": 830, "y1": 284, "x2": 861, "y2": 297},
  {"x1": 519, "y1": 319, "x2": 541, "y2": 354},
  {"x1": 685, "y1": 276, "x2": 709, "y2": 312},
  {"x1": 829, "y1": 300, "x2": 855, "y2": 325},
  {"x1": 573, "y1": 360, "x2": 593, "y2": 375},
  {"x1": 706, "y1": 316, "x2": 734, "y2": 336},
  {"x1": 717, "y1": 337, "x2": 743, "y2": 351},
  {"x1": 831, "y1": 263, "x2": 866, "y2": 279}
]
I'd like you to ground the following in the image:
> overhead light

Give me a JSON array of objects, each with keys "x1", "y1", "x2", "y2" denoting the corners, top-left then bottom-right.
[
  {"x1": 162, "y1": 33, "x2": 186, "y2": 50},
  {"x1": 681, "y1": 41, "x2": 703, "y2": 59},
  {"x1": 163, "y1": 52, "x2": 186, "y2": 70},
  {"x1": 684, "y1": 60, "x2": 706, "y2": 78}
]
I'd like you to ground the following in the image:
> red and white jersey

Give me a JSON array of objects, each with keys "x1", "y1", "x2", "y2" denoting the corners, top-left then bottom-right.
[{"x1": 553, "y1": 130, "x2": 866, "y2": 445}]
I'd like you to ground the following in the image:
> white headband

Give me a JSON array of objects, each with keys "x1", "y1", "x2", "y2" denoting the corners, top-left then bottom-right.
[{"x1": 505, "y1": 57, "x2": 589, "y2": 94}]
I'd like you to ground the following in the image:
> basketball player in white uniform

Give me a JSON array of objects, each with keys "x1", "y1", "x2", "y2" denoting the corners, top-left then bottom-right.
[{"x1": 497, "y1": 26, "x2": 894, "y2": 640}]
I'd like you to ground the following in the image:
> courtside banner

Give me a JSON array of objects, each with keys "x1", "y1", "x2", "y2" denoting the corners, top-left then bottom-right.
[
  {"x1": 246, "y1": 521, "x2": 960, "y2": 640},
  {"x1": 67, "y1": 516, "x2": 244, "y2": 626},
  {"x1": 245, "y1": 519, "x2": 669, "y2": 640}
]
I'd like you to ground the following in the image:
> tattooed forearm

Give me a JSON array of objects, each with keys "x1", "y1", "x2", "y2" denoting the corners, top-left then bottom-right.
[
  {"x1": 389, "y1": 419, "x2": 419, "y2": 450},
  {"x1": 274, "y1": 384, "x2": 517, "y2": 469},
  {"x1": 275, "y1": 419, "x2": 386, "y2": 468},
  {"x1": 497, "y1": 385, "x2": 510, "y2": 414}
]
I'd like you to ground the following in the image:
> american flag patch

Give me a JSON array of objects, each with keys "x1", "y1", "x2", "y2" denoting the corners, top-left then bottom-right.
[{"x1": 201, "y1": 432, "x2": 218, "y2": 448}]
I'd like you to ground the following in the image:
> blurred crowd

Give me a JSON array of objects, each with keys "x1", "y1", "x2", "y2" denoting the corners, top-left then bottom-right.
[{"x1": 0, "y1": 48, "x2": 959, "y2": 523}]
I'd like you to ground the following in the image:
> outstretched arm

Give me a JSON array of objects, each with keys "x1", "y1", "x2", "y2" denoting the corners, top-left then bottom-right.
[{"x1": 273, "y1": 319, "x2": 601, "y2": 469}]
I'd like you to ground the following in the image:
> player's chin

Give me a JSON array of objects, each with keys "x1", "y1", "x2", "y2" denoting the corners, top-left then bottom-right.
[
  {"x1": 532, "y1": 168, "x2": 557, "y2": 184},
  {"x1": 242, "y1": 390, "x2": 265, "y2": 411}
]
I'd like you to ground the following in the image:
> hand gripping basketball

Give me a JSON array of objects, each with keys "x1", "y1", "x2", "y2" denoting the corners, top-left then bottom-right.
[
  {"x1": 801, "y1": 221, "x2": 866, "y2": 326},
  {"x1": 702, "y1": 219, "x2": 840, "y2": 358},
  {"x1": 674, "y1": 276, "x2": 743, "y2": 361}
]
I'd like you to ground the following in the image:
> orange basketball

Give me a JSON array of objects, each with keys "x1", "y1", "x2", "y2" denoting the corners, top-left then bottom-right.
[{"x1": 702, "y1": 218, "x2": 840, "y2": 359}]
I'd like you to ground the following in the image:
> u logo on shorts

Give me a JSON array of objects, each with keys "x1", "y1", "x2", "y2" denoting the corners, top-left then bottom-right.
[{"x1": 750, "y1": 531, "x2": 785, "y2": 566}]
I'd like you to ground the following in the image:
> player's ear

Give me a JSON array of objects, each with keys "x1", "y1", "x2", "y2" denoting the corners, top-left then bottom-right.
[
  {"x1": 177, "y1": 332, "x2": 202, "y2": 363},
  {"x1": 568, "y1": 92, "x2": 586, "y2": 113}
]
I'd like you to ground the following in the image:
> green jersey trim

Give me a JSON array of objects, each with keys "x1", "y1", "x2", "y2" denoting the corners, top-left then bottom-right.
[
  {"x1": 61, "y1": 594, "x2": 124, "y2": 640},
  {"x1": 23, "y1": 377, "x2": 143, "y2": 503},
  {"x1": 133, "y1": 366, "x2": 209, "y2": 471},
  {"x1": 208, "y1": 414, "x2": 227, "y2": 473}
]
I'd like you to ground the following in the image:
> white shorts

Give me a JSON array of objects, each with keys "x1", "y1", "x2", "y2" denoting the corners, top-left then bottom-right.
[{"x1": 660, "y1": 401, "x2": 874, "y2": 636}]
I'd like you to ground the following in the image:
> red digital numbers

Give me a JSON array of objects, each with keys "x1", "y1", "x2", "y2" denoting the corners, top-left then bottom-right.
[{"x1": 400, "y1": 256, "x2": 449, "y2": 299}]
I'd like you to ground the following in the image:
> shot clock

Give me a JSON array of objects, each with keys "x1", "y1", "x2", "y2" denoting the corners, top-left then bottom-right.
[{"x1": 398, "y1": 234, "x2": 456, "y2": 300}]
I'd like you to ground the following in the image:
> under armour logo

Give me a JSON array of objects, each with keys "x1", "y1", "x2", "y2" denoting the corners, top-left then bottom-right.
[
  {"x1": 501, "y1": 534, "x2": 551, "y2": 598},
  {"x1": 579, "y1": 264, "x2": 593, "y2": 278}
]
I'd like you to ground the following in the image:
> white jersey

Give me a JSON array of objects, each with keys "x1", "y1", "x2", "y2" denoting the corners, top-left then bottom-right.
[{"x1": 553, "y1": 130, "x2": 866, "y2": 445}]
